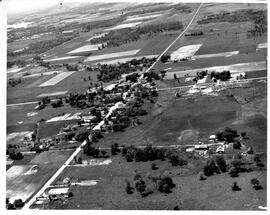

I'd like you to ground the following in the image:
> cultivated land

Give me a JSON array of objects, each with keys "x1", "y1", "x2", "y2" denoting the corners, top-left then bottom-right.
[{"x1": 6, "y1": 2, "x2": 267, "y2": 211}]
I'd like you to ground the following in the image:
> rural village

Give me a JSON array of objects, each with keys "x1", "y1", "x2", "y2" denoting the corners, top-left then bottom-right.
[{"x1": 5, "y1": 1, "x2": 267, "y2": 211}]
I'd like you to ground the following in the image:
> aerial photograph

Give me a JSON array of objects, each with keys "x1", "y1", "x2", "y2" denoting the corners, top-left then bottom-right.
[{"x1": 4, "y1": 0, "x2": 268, "y2": 211}]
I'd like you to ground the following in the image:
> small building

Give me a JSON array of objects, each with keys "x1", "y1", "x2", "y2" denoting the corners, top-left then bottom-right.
[
  {"x1": 47, "y1": 187, "x2": 70, "y2": 200},
  {"x1": 194, "y1": 144, "x2": 209, "y2": 150},
  {"x1": 216, "y1": 145, "x2": 225, "y2": 154}
]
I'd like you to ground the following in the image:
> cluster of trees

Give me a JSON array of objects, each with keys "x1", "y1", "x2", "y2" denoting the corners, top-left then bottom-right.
[
  {"x1": 7, "y1": 60, "x2": 26, "y2": 69},
  {"x1": 121, "y1": 144, "x2": 166, "y2": 162},
  {"x1": 91, "y1": 21, "x2": 183, "y2": 48},
  {"x1": 6, "y1": 198, "x2": 24, "y2": 210},
  {"x1": 168, "y1": 155, "x2": 188, "y2": 166},
  {"x1": 198, "y1": 9, "x2": 266, "y2": 25},
  {"x1": 185, "y1": 31, "x2": 204, "y2": 36},
  {"x1": 247, "y1": 10, "x2": 267, "y2": 37},
  {"x1": 126, "y1": 173, "x2": 176, "y2": 197},
  {"x1": 203, "y1": 155, "x2": 227, "y2": 176},
  {"x1": 216, "y1": 127, "x2": 239, "y2": 143},
  {"x1": 96, "y1": 57, "x2": 156, "y2": 82},
  {"x1": 51, "y1": 98, "x2": 63, "y2": 108},
  {"x1": 8, "y1": 78, "x2": 22, "y2": 87},
  {"x1": 160, "y1": 55, "x2": 170, "y2": 63},
  {"x1": 64, "y1": 63, "x2": 78, "y2": 71},
  {"x1": 210, "y1": 71, "x2": 231, "y2": 81},
  {"x1": 6, "y1": 145, "x2": 24, "y2": 160}
]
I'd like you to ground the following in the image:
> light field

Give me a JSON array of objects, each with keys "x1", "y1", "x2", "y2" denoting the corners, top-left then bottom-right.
[
  {"x1": 7, "y1": 67, "x2": 25, "y2": 74},
  {"x1": 165, "y1": 61, "x2": 266, "y2": 79},
  {"x1": 7, "y1": 131, "x2": 33, "y2": 142},
  {"x1": 84, "y1": 49, "x2": 140, "y2": 62},
  {"x1": 68, "y1": 44, "x2": 102, "y2": 54},
  {"x1": 39, "y1": 71, "x2": 75, "y2": 87},
  {"x1": 170, "y1": 44, "x2": 202, "y2": 61},
  {"x1": 86, "y1": 33, "x2": 108, "y2": 42},
  {"x1": 44, "y1": 56, "x2": 82, "y2": 62},
  {"x1": 6, "y1": 165, "x2": 38, "y2": 202},
  {"x1": 105, "y1": 22, "x2": 142, "y2": 31},
  {"x1": 123, "y1": 14, "x2": 162, "y2": 22},
  {"x1": 192, "y1": 51, "x2": 239, "y2": 60},
  {"x1": 46, "y1": 112, "x2": 81, "y2": 122},
  {"x1": 257, "y1": 43, "x2": 267, "y2": 49},
  {"x1": 94, "y1": 54, "x2": 158, "y2": 65},
  {"x1": 36, "y1": 91, "x2": 68, "y2": 98}
]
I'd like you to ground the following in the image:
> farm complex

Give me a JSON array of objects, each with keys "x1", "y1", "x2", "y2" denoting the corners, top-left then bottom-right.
[{"x1": 6, "y1": 1, "x2": 267, "y2": 212}]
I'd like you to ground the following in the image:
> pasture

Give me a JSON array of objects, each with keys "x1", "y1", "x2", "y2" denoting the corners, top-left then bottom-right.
[{"x1": 41, "y1": 153, "x2": 266, "y2": 210}]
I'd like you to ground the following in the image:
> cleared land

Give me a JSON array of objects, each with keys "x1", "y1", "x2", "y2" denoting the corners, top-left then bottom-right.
[
  {"x1": 39, "y1": 71, "x2": 75, "y2": 87},
  {"x1": 104, "y1": 22, "x2": 142, "y2": 31},
  {"x1": 170, "y1": 44, "x2": 202, "y2": 60},
  {"x1": 84, "y1": 49, "x2": 141, "y2": 62}
]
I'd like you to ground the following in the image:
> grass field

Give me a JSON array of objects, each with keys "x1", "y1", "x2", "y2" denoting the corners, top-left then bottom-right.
[
  {"x1": 6, "y1": 150, "x2": 75, "y2": 203},
  {"x1": 42, "y1": 153, "x2": 266, "y2": 210}
]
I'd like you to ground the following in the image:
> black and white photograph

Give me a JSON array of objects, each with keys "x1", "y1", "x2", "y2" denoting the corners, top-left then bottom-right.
[{"x1": 1, "y1": 0, "x2": 268, "y2": 212}]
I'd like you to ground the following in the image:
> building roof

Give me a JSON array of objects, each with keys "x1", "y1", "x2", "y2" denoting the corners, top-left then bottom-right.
[{"x1": 48, "y1": 188, "x2": 69, "y2": 195}]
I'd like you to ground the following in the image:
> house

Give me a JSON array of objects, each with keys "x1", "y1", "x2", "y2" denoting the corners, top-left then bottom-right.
[
  {"x1": 209, "y1": 134, "x2": 217, "y2": 143},
  {"x1": 194, "y1": 144, "x2": 209, "y2": 150},
  {"x1": 216, "y1": 145, "x2": 225, "y2": 154},
  {"x1": 47, "y1": 187, "x2": 70, "y2": 200}
]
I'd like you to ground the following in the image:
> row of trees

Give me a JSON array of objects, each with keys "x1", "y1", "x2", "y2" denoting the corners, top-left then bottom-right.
[
  {"x1": 96, "y1": 57, "x2": 156, "y2": 82},
  {"x1": 91, "y1": 21, "x2": 183, "y2": 48},
  {"x1": 198, "y1": 9, "x2": 266, "y2": 25}
]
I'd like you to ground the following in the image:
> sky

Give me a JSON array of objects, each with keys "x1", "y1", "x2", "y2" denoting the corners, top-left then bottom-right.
[{"x1": 6, "y1": 0, "x2": 110, "y2": 14}]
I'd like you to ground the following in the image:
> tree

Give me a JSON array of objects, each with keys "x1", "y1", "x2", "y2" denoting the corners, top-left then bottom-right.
[
  {"x1": 151, "y1": 163, "x2": 158, "y2": 170},
  {"x1": 77, "y1": 157, "x2": 82, "y2": 164},
  {"x1": 251, "y1": 178, "x2": 263, "y2": 190},
  {"x1": 125, "y1": 179, "x2": 134, "y2": 194},
  {"x1": 233, "y1": 141, "x2": 241, "y2": 149},
  {"x1": 228, "y1": 167, "x2": 239, "y2": 177},
  {"x1": 232, "y1": 182, "x2": 241, "y2": 191},
  {"x1": 68, "y1": 192, "x2": 74, "y2": 198},
  {"x1": 169, "y1": 155, "x2": 179, "y2": 166},
  {"x1": 101, "y1": 150, "x2": 107, "y2": 158},
  {"x1": 216, "y1": 155, "x2": 227, "y2": 172},
  {"x1": 13, "y1": 199, "x2": 24, "y2": 208}
]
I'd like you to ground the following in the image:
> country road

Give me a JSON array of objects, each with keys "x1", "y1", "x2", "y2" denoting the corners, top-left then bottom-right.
[{"x1": 22, "y1": 4, "x2": 204, "y2": 209}]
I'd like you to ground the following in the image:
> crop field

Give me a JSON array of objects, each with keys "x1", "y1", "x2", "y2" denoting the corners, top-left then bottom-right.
[
  {"x1": 6, "y1": 150, "x2": 75, "y2": 203},
  {"x1": 104, "y1": 21, "x2": 142, "y2": 31},
  {"x1": 39, "y1": 71, "x2": 75, "y2": 87},
  {"x1": 84, "y1": 49, "x2": 141, "y2": 62},
  {"x1": 123, "y1": 13, "x2": 162, "y2": 23}
]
